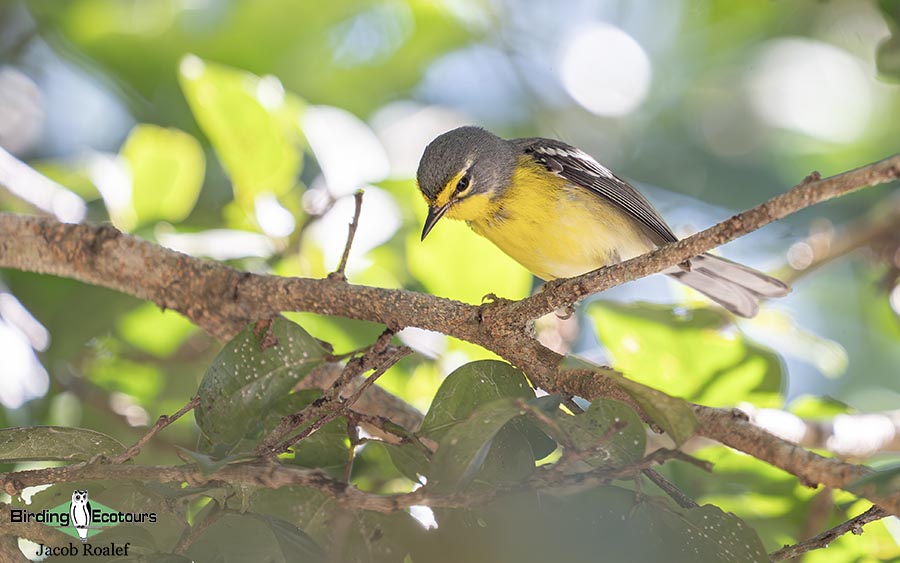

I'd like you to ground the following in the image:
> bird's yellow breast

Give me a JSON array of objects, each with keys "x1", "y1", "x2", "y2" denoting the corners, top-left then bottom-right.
[{"x1": 463, "y1": 156, "x2": 656, "y2": 280}]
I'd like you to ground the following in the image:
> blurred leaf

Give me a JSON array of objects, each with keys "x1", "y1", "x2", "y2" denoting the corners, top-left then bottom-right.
[
  {"x1": 117, "y1": 303, "x2": 197, "y2": 358},
  {"x1": 849, "y1": 465, "x2": 900, "y2": 497},
  {"x1": 120, "y1": 124, "x2": 205, "y2": 229},
  {"x1": 249, "y1": 486, "x2": 335, "y2": 542},
  {"x1": 420, "y1": 360, "x2": 534, "y2": 441},
  {"x1": 178, "y1": 56, "x2": 303, "y2": 210},
  {"x1": 587, "y1": 302, "x2": 783, "y2": 407},
  {"x1": 555, "y1": 398, "x2": 646, "y2": 468},
  {"x1": 184, "y1": 512, "x2": 326, "y2": 563},
  {"x1": 788, "y1": 395, "x2": 851, "y2": 419},
  {"x1": 407, "y1": 215, "x2": 532, "y2": 304},
  {"x1": 878, "y1": 0, "x2": 900, "y2": 81},
  {"x1": 195, "y1": 318, "x2": 326, "y2": 445},
  {"x1": 427, "y1": 398, "x2": 528, "y2": 492},
  {"x1": 420, "y1": 487, "x2": 768, "y2": 563},
  {"x1": 0, "y1": 426, "x2": 124, "y2": 463},
  {"x1": 562, "y1": 356, "x2": 697, "y2": 446},
  {"x1": 88, "y1": 348, "x2": 165, "y2": 403}
]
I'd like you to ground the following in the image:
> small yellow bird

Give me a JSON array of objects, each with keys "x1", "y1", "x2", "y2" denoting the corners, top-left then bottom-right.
[{"x1": 416, "y1": 126, "x2": 789, "y2": 317}]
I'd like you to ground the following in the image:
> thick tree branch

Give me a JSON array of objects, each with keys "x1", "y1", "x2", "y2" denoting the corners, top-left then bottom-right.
[{"x1": 0, "y1": 449, "x2": 683, "y2": 516}]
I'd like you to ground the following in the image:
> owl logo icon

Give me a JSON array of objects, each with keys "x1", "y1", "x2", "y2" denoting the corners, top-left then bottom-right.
[{"x1": 70, "y1": 490, "x2": 92, "y2": 543}]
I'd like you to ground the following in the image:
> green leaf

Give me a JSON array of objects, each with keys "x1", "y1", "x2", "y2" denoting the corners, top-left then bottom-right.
[
  {"x1": 556, "y1": 398, "x2": 646, "y2": 468},
  {"x1": 419, "y1": 487, "x2": 768, "y2": 563},
  {"x1": 178, "y1": 55, "x2": 303, "y2": 209},
  {"x1": 849, "y1": 465, "x2": 900, "y2": 497},
  {"x1": 195, "y1": 318, "x2": 326, "y2": 445},
  {"x1": 420, "y1": 360, "x2": 534, "y2": 441},
  {"x1": 470, "y1": 423, "x2": 536, "y2": 487},
  {"x1": 184, "y1": 513, "x2": 326, "y2": 563},
  {"x1": 289, "y1": 416, "x2": 349, "y2": 476},
  {"x1": 427, "y1": 399, "x2": 528, "y2": 492},
  {"x1": 0, "y1": 426, "x2": 125, "y2": 463},
  {"x1": 562, "y1": 356, "x2": 697, "y2": 446},
  {"x1": 587, "y1": 302, "x2": 782, "y2": 407},
  {"x1": 119, "y1": 124, "x2": 205, "y2": 229},
  {"x1": 377, "y1": 441, "x2": 431, "y2": 483}
]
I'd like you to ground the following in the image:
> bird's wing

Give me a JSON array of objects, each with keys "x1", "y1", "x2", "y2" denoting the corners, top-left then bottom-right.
[{"x1": 516, "y1": 138, "x2": 678, "y2": 245}]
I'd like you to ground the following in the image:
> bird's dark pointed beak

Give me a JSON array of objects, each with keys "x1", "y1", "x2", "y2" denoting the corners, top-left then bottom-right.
[{"x1": 421, "y1": 203, "x2": 451, "y2": 241}]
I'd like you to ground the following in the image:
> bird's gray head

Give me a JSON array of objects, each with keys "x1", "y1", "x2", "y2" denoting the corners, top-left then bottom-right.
[{"x1": 416, "y1": 126, "x2": 516, "y2": 239}]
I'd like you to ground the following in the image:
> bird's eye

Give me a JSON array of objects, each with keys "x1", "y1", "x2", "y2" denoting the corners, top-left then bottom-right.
[{"x1": 455, "y1": 174, "x2": 470, "y2": 194}]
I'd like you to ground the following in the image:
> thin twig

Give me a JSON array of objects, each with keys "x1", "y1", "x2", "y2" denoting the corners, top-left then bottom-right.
[
  {"x1": 109, "y1": 396, "x2": 200, "y2": 464},
  {"x1": 641, "y1": 468, "x2": 698, "y2": 509},
  {"x1": 769, "y1": 505, "x2": 889, "y2": 561},
  {"x1": 272, "y1": 346, "x2": 411, "y2": 455},
  {"x1": 329, "y1": 189, "x2": 365, "y2": 281},
  {"x1": 256, "y1": 330, "x2": 400, "y2": 454},
  {"x1": 173, "y1": 500, "x2": 225, "y2": 555}
]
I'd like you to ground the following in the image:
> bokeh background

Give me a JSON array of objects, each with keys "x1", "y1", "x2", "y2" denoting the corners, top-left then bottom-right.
[{"x1": 1, "y1": 0, "x2": 899, "y2": 558}]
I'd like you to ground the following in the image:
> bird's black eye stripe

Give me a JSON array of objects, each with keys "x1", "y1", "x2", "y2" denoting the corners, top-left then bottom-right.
[{"x1": 455, "y1": 174, "x2": 470, "y2": 193}]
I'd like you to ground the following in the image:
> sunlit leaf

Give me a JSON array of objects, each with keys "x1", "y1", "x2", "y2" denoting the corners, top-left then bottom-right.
[
  {"x1": 195, "y1": 318, "x2": 326, "y2": 445},
  {"x1": 0, "y1": 426, "x2": 124, "y2": 463},
  {"x1": 120, "y1": 124, "x2": 205, "y2": 229},
  {"x1": 562, "y1": 356, "x2": 697, "y2": 446},
  {"x1": 587, "y1": 302, "x2": 783, "y2": 407},
  {"x1": 406, "y1": 215, "x2": 532, "y2": 304},
  {"x1": 117, "y1": 303, "x2": 197, "y2": 358},
  {"x1": 178, "y1": 55, "x2": 303, "y2": 210}
]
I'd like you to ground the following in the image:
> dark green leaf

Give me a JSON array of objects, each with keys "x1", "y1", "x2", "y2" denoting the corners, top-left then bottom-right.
[
  {"x1": 289, "y1": 416, "x2": 350, "y2": 476},
  {"x1": 417, "y1": 487, "x2": 768, "y2": 563},
  {"x1": 470, "y1": 423, "x2": 535, "y2": 487},
  {"x1": 377, "y1": 441, "x2": 431, "y2": 483},
  {"x1": 420, "y1": 360, "x2": 534, "y2": 441},
  {"x1": 562, "y1": 356, "x2": 697, "y2": 446},
  {"x1": 0, "y1": 426, "x2": 125, "y2": 463},
  {"x1": 195, "y1": 318, "x2": 326, "y2": 445},
  {"x1": 556, "y1": 398, "x2": 646, "y2": 467},
  {"x1": 184, "y1": 512, "x2": 326, "y2": 563},
  {"x1": 427, "y1": 399, "x2": 528, "y2": 492}
]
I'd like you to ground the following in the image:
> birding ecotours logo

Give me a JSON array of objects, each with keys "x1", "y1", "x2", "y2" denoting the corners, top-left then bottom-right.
[{"x1": 8, "y1": 488, "x2": 158, "y2": 543}]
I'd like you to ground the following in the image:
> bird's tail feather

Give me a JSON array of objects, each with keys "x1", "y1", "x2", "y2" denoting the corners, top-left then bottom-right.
[{"x1": 665, "y1": 253, "x2": 790, "y2": 318}]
